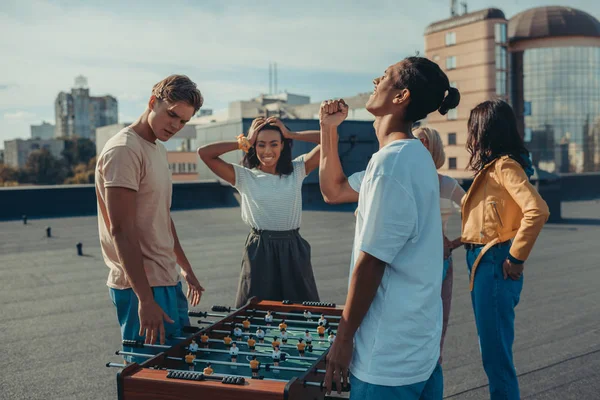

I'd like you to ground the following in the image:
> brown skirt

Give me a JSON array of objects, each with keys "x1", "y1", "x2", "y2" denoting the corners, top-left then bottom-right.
[{"x1": 235, "y1": 228, "x2": 320, "y2": 308}]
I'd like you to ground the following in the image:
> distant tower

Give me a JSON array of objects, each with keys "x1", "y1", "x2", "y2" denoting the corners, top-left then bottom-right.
[
  {"x1": 74, "y1": 75, "x2": 88, "y2": 89},
  {"x1": 450, "y1": 0, "x2": 457, "y2": 17}
]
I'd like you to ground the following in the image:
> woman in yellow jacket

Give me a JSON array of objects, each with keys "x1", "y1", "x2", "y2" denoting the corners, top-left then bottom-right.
[{"x1": 461, "y1": 100, "x2": 549, "y2": 400}]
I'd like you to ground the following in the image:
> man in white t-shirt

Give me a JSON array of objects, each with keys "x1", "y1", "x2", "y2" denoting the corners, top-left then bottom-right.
[{"x1": 318, "y1": 58, "x2": 460, "y2": 399}]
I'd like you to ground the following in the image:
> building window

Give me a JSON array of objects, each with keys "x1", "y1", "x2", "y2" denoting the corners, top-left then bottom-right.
[
  {"x1": 495, "y1": 23, "x2": 507, "y2": 44},
  {"x1": 495, "y1": 46, "x2": 507, "y2": 70},
  {"x1": 496, "y1": 71, "x2": 507, "y2": 96},
  {"x1": 449, "y1": 157, "x2": 457, "y2": 170},
  {"x1": 448, "y1": 133, "x2": 457, "y2": 145},
  {"x1": 445, "y1": 32, "x2": 456, "y2": 46},
  {"x1": 447, "y1": 108, "x2": 458, "y2": 120},
  {"x1": 450, "y1": 81, "x2": 458, "y2": 88},
  {"x1": 446, "y1": 56, "x2": 457, "y2": 70}
]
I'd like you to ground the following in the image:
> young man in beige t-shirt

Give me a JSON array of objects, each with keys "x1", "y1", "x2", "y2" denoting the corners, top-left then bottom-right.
[{"x1": 95, "y1": 75, "x2": 205, "y2": 362}]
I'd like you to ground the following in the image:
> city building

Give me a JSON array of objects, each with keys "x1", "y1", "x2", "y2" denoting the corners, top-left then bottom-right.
[
  {"x1": 424, "y1": 8, "x2": 509, "y2": 178},
  {"x1": 30, "y1": 121, "x2": 55, "y2": 140},
  {"x1": 54, "y1": 76, "x2": 118, "y2": 140},
  {"x1": 168, "y1": 152, "x2": 199, "y2": 182},
  {"x1": 424, "y1": 5, "x2": 600, "y2": 177},
  {"x1": 3, "y1": 138, "x2": 65, "y2": 169}
]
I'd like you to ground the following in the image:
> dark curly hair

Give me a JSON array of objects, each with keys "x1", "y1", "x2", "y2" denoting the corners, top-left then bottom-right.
[
  {"x1": 467, "y1": 100, "x2": 530, "y2": 172},
  {"x1": 242, "y1": 123, "x2": 293, "y2": 175},
  {"x1": 393, "y1": 57, "x2": 461, "y2": 122}
]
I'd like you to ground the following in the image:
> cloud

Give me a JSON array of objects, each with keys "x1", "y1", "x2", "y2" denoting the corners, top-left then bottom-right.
[{"x1": 3, "y1": 111, "x2": 36, "y2": 120}]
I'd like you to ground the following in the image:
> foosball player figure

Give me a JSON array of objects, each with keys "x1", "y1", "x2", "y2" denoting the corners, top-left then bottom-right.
[
  {"x1": 229, "y1": 342, "x2": 239, "y2": 363},
  {"x1": 265, "y1": 311, "x2": 274, "y2": 326},
  {"x1": 328, "y1": 331, "x2": 336, "y2": 344},
  {"x1": 188, "y1": 339, "x2": 199, "y2": 354},
  {"x1": 256, "y1": 327, "x2": 265, "y2": 343},
  {"x1": 185, "y1": 352, "x2": 196, "y2": 370},
  {"x1": 272, "y1": 346, "x2": 282, "y2": 367},
  {"x1": 318, "y1": 314, "x2": 328, "y2": 327},
  {"x1": 200, "y1": 332, "x2": 210, "y2": 348},
  {"x1": 223, "y1": 334, "x2": 232, "y2": 347},
  {"x1": 280, "y1": 328, "x2": 289, "y2": 344},
  {"x1": 278, "y1": 319, "x2": 288, "y2": 331},
  {"x1": 233, "y1": 324, "x2": 243, "y2": 340},
  {"x1": 247, "y1": 335, "x2": 256, "y2": 352},
  {"x1": 303, "y1": 310, "x2": 313, "y2": 321},
  {"x1": 317, "y1": 322, "x2": 326, "y2": 338},
  {"x1": 242, "y1": 317, "x2": 251, "y2": 331},
  {"x1": 297, "y1": 338, "x2": 306, "y2": 357},
  {"x1": 272, "y1": 336, "x2": 281, "y2": 349},
  {"x1": 304, "y1": 330, "x2": 313, "y2": 352},
  {"x1": 203, "y1": 362, "x2": 214, "y2": 376},
  {"x1": 249, "y1": 356, "x2": 260, "y2": 378}
]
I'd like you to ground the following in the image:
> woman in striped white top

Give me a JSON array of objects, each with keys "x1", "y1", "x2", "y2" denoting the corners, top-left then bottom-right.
[{"x1": 198, "y1": 117, "x2": 321, "y2": 307}]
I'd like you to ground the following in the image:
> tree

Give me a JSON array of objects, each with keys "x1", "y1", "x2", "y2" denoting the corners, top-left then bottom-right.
[
  {"x1": 62, "y1": 138, "x2": 96, "y2": 168},
  {"x1": 23, "y1": 149, "x2": 68, "y2": 185},
  {"x1": 0, "y1": 163, "x2": 20, "y2": 186}
]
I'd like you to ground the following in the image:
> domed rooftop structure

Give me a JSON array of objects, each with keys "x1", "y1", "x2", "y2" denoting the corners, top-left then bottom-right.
[{"x1": 509, "y1": 6, "x2": 600, "y2": 42}]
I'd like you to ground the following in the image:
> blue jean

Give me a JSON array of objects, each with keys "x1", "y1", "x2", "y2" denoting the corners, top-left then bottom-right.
[
  {"x1": 349, "y1": 363, "x2": 443, "y2": 400},
  {"x1": 109, "y1": 281, "x2": 191, "y2": 363},
  {"x1": 467, "y1": 244, "x2": 523, "y2": 400}
]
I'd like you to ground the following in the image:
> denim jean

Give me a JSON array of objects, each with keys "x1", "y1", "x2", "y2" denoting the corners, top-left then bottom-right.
[
  {"x1": 467, "y1": 243, "x2": 523, "y2": 400},
  {"x1": 109, "y1": 281, "x2": 191, "y2": 363},
  {"x1": 349, "y1": 363, "x2": 443, "y2": 400}
]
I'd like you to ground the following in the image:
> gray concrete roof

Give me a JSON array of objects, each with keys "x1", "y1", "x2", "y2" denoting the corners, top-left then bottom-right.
[{"x1": 1, "y1": 201, "x2": 599, "y2": 399}]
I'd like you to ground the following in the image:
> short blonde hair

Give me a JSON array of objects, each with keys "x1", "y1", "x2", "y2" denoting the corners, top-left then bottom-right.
[
  {"x1": 414, "y1": 126, "x2": 446, "y2": 169},
  {"x1": 152, "y1": 75, "x2": 204, "y2": 113}
]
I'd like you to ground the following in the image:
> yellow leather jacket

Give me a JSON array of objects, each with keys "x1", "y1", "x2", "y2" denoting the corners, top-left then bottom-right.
[{"x1": 461, "y1": 156, "x2": 550, "y2": 290}]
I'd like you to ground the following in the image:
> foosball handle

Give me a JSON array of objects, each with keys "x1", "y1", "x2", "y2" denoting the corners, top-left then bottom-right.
[
  {"x1": 323, "y1": 381, "x2": 351, "y2": 393},
  {"x1": 122, "y1": 339, "x2": 145, "y2": 348},
  {"x1": 212, "y1": 305, "x2": 232, "y2": 313},
  {"x1": 188, "y1": 311, "x2": 209, "y2": 318}
]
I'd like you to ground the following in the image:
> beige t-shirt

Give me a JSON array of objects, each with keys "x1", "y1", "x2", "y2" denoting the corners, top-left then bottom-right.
[{"x1": 95, "y1": 127, "x2": 178, "y2": 289}]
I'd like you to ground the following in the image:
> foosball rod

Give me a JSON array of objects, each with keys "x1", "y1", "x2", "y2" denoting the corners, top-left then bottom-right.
[
  {"x1": 197, "y1": 321, "x2": 336, "y2": 338},
  {"x1": 106, "y1": 362, "x2": 127, "y2": 368},
  {"x1": 190, "y1": 312, "x2": 340, "y2": 327},
  {"x1": 198, "y1": 338, "x2": 327, "y2": 353},
  {"x1": 210, "y1": 307, "x2": 342, "y2": 320},
  {"x1": 165, "y1": 369, "x2": 289, "y2": 383},
  {"x1": 202, "y1": 328, "x2": 331, "y2": 344},
  {"x1": 167, "y1": 356, "x2": 327, "y2": 374}
]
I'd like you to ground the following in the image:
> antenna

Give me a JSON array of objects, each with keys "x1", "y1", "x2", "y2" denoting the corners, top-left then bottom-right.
[
  {"x1": 450, "y1": 0, "x2": 457, "y2": 17},
  {"x1": 461, "y1": 1, "x2": 468, "y2": 14},
  {"x1": 274, "y1": 62, "x2": 278, "y2": 94},
  {"x1": 269, "y1": 63, "x2": 272, "y2": 94}
]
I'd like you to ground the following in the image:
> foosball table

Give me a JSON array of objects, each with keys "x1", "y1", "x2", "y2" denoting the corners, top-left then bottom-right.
[{"x1": 107, "y1": 298, "x2": 350, "y2": 399}]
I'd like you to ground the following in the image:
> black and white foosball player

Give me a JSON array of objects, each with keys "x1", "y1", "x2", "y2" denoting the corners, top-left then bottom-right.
[
  {"x1": 256, "y1": 327, "x2": 265, "y2": 343},
  {"x1": 328, "y1": 331, "x2": 336, "y2": 344},
  {"x1": 272, "y1": 336, "x2": 281, "y2": 349},
  {"x1": 233, "y1": 324, "x2": 243, "y2": 340},
  {"x1": 242, "y1": 318, "x2": 251, "y2": 331},
  {"x1": 318, "y1": 314, "x2": 327, "y2": 327},
  {"x1": 265, "y1": 311, "x2": 274, "y2": 326},
  {"x1": 200, "y1": 332, "x2": 209, "y2": 348},
  {"x1": 280, "y1": 328, "x2": 289, "y2": 344},
  {"x1": 249, "y1": 356, "x2": 260, "y2": 378},
  {"x1": 223, "y1": 334, "x2": 232, "y2": 347},
  {"x1": 203, "y1": 362, "x2": 213, "y2": 376},
  {"x1": 272, "y1": 346, "x2": 282, "y2": 367},
  {"x1": 229, "y1": 342, "x2": 240, "y2": 363},
  {"x1": 304, "y1": 310, "x2": 313, "y2": 321},
  {"x1": 247, "y1": 335, "x2": 256, "y2": 352},
  {"x1": 317, "y1": 322, "x2": 326, "y2": 338},
  {"x1": 185, "y1": 352, "x2": 196, "y2": 371},
  {"x1": 188, "y1": 339, "x2": 199, "y2": 354},
  {"x1": 297, "y1": 338, "x2": 306, "y2": 357},
  {"x1": 304, "y1": 329, "x2": 313, "y2": 352},
  {"x1": 279, "y1": 319, "x2": 288, "y2": 331}
]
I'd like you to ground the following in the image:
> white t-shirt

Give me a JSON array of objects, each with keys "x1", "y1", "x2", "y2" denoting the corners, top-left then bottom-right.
[
  {"x1": 230, "y1": 346, "x2": 239, "y2": 356},
  {"x1": 348, "y1": 139, "x2": 443, "y2": 387},
  {"x1": 232, "y1": 156, "x2": 307, "y2": 231}
]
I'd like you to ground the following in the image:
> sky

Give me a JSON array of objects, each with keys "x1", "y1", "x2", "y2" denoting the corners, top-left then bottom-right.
[{"x1": 0, "y1": 0, "x2": 598, "y2": 148}]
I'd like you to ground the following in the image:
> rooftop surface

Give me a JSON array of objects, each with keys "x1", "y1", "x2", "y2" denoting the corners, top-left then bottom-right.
[{"x1": 1, "y1": 201, "x2": 599, "y2": 399}]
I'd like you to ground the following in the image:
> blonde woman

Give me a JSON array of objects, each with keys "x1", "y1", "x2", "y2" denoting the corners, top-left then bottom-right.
[{"x1": 415, "y1": 127, "x2": 465, "y2": 364}]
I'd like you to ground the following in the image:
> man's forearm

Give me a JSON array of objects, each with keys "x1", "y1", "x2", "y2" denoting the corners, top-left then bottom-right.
[
  {"x1": 171, "y1": 218, "x2": 192, "y2": 273},
  {"x1": 319, "y1": 124, "x2": 347, "y2": 202},
  {"x1": 287, "y1": 130, "x2": 320, "y2": 144},
  {"x1": 336, "y1": 252, "x2": 386, "y2": 341},
  {"x1": 112, "y1": 228, "x2": 153, "y2": 303}
]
